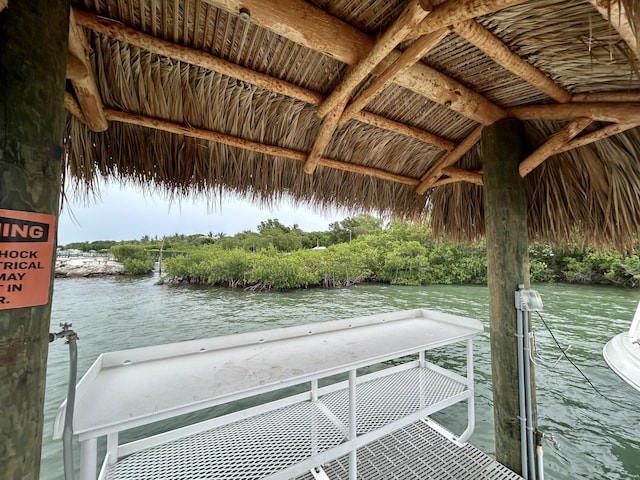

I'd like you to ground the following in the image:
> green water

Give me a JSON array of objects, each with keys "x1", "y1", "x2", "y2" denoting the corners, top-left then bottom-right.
[{"x1": 41, "y1": 277, "x2": 640, "y2": 479}]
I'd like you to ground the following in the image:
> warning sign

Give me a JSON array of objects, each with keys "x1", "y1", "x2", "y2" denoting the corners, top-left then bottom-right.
[{"x1": 0, "y1": 209, "x2": 56, "y2": 310}]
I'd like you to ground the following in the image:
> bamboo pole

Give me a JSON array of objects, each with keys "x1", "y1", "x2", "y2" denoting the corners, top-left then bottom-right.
[
  {"x1": 451, "y1": 20, "x2": 571, "y2": 103},
  {"x1": 104, "y1": 108, "x2": 420, "y2": 186},
  {"x1": 416, "y1": 124, "x2": 483, "y2": 194},
  {"x1": 482, "y1": 118, "x2": 533, "y2": 475},
  {"x1": 0, "y1": 1, "x2": 68, "y2": 478},
  {"x1": 519, "y1": 118, "x2": 593, "y2": 177},
  {"x1": 317, "y1": 0, "x2": 429, "y2": 117},
  {"x1": 68, "y1": 9, "x2": 108, "y2": 132}
]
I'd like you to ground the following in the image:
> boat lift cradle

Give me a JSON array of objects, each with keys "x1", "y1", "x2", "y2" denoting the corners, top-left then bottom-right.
[{"x1": 53, "y1": 308, "x2": 519, "y2": 480}]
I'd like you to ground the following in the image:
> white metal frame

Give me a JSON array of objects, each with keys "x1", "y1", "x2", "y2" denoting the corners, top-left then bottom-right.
[{"x1": 56, "y1": 309, "x2": 482, "y2": 480}]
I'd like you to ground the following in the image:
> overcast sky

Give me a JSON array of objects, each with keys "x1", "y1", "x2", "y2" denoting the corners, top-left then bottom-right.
[{"x1": 57, "y1": 182, "x2": 348, "y2": 245}]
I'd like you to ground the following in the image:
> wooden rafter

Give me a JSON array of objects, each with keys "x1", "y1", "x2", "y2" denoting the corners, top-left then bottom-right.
[
  {"x1": 508, "y1": 103, "x2": 640, "y2": 123},
  {"x1": 339, "y1": 29, "x2": 449, "y2": 128},
  {"x1": 416, "y1": 125, "x2": 484, "y2": 194},
  {"x1": 64, "y1": 91, "x2": 87, "y2": 124},
  {"x1": 204, "y1": 0, "x2": 505, "y2": 125},
  {"x1": 102, "y1": 107, "x2": 420, "y2": 186},
  {"x1": 519, "y1": 118, "x2": 593, "y2": 177},
  {"x1": 572, "y1": 91, "x2": 640, "y2": 102},
  {"x1": 558, "y1": 122, "x2": 639, "y2": 152},
  {"x1": 68, "y1": 9, "x2": 108, "y2": 132},
  {"x1": 75, "y1": 8, "x2": 455, "y2": 153},
  {"x1": 355, "y1": 110, "x2": 456, "y2": 151},
  {"x1": 451, "y1": 20, "x2": 572, "y2": 103},
  {"x1": 439, "y1": 166, "x2": 483, "y2": 186},
  {"x1": 317, "y1": 0, "x2": 429, "y2": 118},
  {"x1": 589, "y1": 0, "x2": 639, "y2": 60},
  {"x1": 0, "y1": 0, "x2": 7, "y2": 12},
  {"x1": 412, "y1": 0, "x2": 530, "y2": 36},
  {"x1": 306, "y1": 0, "x2": 430, "y2": 174}
]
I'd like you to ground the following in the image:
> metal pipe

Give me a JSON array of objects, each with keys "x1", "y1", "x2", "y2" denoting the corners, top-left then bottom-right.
[
  {"x1": 516, "y1": 304, "x2": 528, "y2": 479},
  {"x1": 523, "y1": 311, "x2": 536, "y2": 480},
  {"x1": 63, "y1": 336, "x2": 78, "y2": 480},
  {"x1": 457, "y1": 338, "x2": 475, "y2": 444},
  {"x1": 348, "y1": 369, "x2": 357, "y2": 480}
]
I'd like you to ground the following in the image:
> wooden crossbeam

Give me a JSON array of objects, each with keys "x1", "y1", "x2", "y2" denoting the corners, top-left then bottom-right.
[
  {"x1": 101, "y1": 107, "x2": 420, "y2": 186},
  {"x1": 317, "y1": 0, "x2": 429, "y2": 118},
  {"x1": 0, "y1": 0, "x2": 7, "y2": 12},
  {"x1": 589, "y1": 0, "x2": 639, "y2": 60},
  {"x1": 416, "y1": 125, "x2": 483, "y2": 194},
  {"x1": 75, "y1": 8, "x2": 454, "y2": 152},
  {"x1": 355, "y1": 111, "x2": 456, "y2": 151},
  {"x1": 411, "y1": 0, "x2": 530, "y2": 36},
  {"x1": 440, "y1": 166, "x2": 483, "y2": 185},
  {"x1": 508, "y1": 103, "x2": 640, "y2": 123},
  {"x1": 64, "y1": 91, "x2": 87, "y2": 124},
  {"x1": 572, "y1": 91, "x2": 640, "y2": 102},
  {"x1": 339, "y1": 29, "x2": 449, "y2": 128},
  {"x1": 68, "y1": 9, "x2": 108, "y2": 132},
  {"x1": 451, "y1": 20, "x2": 572, "y2": 103},
  {"x1": 558, "y1": 122, "x2": 639, "y2": 152},
  {"x1": 204, "y1": 0, "x2": 505, "y2": 125},
  {"x1": 519, "y1": 118, "x2": 593, "y2": 177},
  {"x1": 303, "y1": 97, "x2": 348, "y2": 174}
]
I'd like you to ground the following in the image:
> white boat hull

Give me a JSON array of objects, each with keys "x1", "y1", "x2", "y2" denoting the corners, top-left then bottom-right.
[{"x1": 603, "y1": 331, "x2": 640, "y2": 392}]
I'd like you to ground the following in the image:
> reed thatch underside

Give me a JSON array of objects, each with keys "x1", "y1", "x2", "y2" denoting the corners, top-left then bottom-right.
[{"x1": 63, "y1": 0, "x2": 640, "y2": 246}]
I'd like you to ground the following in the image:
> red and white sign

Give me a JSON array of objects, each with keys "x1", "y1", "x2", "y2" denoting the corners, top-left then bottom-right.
[{"x1": 0, "y1": 209, "x2": 56, "y2": 310}]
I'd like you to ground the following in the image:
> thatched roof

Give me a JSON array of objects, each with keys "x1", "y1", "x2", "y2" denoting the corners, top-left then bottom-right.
[{"x1": 64, "y1": 0, "x2": 640, "y2": 245}]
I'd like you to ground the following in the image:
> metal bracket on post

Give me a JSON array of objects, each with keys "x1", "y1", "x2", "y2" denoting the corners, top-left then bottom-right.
[{"x1": 310, "y1": 465, "x2": 331, "y2": 480}]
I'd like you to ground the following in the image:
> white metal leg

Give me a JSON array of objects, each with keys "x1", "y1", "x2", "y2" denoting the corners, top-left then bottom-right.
[
  {"x1": 80, "y1": 437, "x2": 97, "y2": 480},
  {"x1": 457, "y1": 339, "x2": 475, "y2": 445},
  {"x1": 348, "y1": 369, "x2": 357, "y2": 480}
]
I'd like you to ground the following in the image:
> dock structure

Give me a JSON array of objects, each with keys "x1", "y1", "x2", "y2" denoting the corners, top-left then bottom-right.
[{"x1": 52, "y1": 309, "x2": 520, "y2": 480}]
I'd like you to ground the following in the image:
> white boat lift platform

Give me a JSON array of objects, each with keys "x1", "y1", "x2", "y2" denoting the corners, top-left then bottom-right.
[{"x1": 54, "y1": 308, "x2": 522, "y2": 480}]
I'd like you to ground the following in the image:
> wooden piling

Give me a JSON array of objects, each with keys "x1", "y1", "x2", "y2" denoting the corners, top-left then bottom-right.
[
  {"x1": 482, "y1": 118, "x2": 536, "y2": 474},
  {"x1": 0, "y1": 1, "x2": 69, "y2": 478}
]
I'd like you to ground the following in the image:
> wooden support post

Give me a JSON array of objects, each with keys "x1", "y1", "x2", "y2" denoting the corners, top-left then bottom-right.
[
  {"x1": 0, "y1": 1, "x2": 68, "y2": 479},
  {"x1": 482, "y1": 119, "x2": 534, "y2": 475}
]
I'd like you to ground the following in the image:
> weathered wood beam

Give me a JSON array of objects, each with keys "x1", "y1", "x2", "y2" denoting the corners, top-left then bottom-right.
[
  {"x1": 519, "y1": 118, "x2": 593, "y2": 177},
  {"x1": 0, "y1": 0, "x2": 8, "y2": 12},
  {"x1": 437, "y1": 166, "x2": 484, "y2": 185},
  {"x1": 572, "y1": 91, "x2": 640, "y2": 102},
  {"x1": 66, "y1": 54, "x2": 87, "y2": 81},
  {"x1": 412, "y1": 0, "x2": 530, "y2": 36},
  {"x1": 68, "y1": 9, "x2": 108, "y2": 132},
  {"x1": 74, "y1": 8, "x2": 323, "y2": 106},
  {"x1": 416, "y1": 124, "x2": 483, "y2": 194},
  {"x1": 355, "y1": 110, "x2": 456, "y2": 151},
  {"x1": 76, "y1": 8, "x2": 454, "y2": 150},
  {"x1": 205, "y1": 0, "x2": 505, "y2": 124},
  {"x1": 508, "y1": 103, "x2": 640, "y2": 123},
  {"x1": 317, "y1": 0, "x2": 429, "y2": 117},
  {"x1": 103, "y1": 107, "x2": 419, "y2": 186},
  {"x1": 304, "y1": 97, "x2": 348, "y2": 174},
  {"x1": 339, "y1": 29, "x2": 449, "y2": 127},
  {"x1": 558, "y1": 122, "x2": 639, "y2": 152},
  {"x1": 451, "y1": 20, "x2": 572, "y2": 103},
  {"x1": 64, "y1": 91, "x2": 87, "y2": 124},
  {"x1": 589, "y1": 0, "x2": 639, "y2": 60}
]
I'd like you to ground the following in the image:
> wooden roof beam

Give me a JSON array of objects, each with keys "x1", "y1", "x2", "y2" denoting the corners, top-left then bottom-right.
[
  {"x1": 205, "y1": 0, "x2": 505, "y2": 125},
  {"x1": 68, "y1": 9, "x2": 108, "y2": 132},
  {"x1": 519, "y1": 118, "x2": 593, "y2": 177},
  {"x1": 589, "y1": 0, "x2": 639, "y2": 61},
  {"x1": 412, "y1": 0, "x2": 531, "y2": 36},
  {"x1": 102, "y1": 107, "x2": 420, "y2": 187},
  {"x1": 339, "y1": 29, "x2": 449, "y2": 128},
  {"x1": 76, "y1": 8, "x2": 454, "y2": 152},
  {"x1": 437, "y1": 166, "x2": 484, "y2": 186},
  {"x1": 508, "y1": 103, "x2": 640, "y2": 123},
  {"x1": 0, "y1": 0, "x2": 8, "y2": 12},
  {"x1": 317, "y1": 0, "x2": 430, "y2": 118},
  {"x1": 303, "y1": 98, "x2": 348, "y2": 174},
  {"x1": 572, "y1": 91, "x2": 640, "y2": 102},
  {"x1": 558, "y1": 122, "x2": 639, "y2": 152},
  {"x1": 451, "y1": 20, "x2": 572, "y2": 103},
  {"x1": 64, "y1": 91, "x2": 87, "y2": 124},
  {"x1": 416, "y1": 125, "x2": 483, "y2": 194}
]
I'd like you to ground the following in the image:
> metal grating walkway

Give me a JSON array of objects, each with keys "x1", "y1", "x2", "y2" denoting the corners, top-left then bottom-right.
[{"x1": 296, "y1": 419, "x2": 523, "y2": 480}]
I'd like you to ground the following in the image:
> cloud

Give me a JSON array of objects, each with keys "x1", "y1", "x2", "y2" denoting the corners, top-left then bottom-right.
[{"x1": 58, "y1": 183, "x2": 346, "y2": 245}]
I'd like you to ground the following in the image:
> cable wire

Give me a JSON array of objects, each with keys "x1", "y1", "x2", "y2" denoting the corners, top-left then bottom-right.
[{"x1": 534, "y1": 311, "x2": 628, "y2": 408}]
